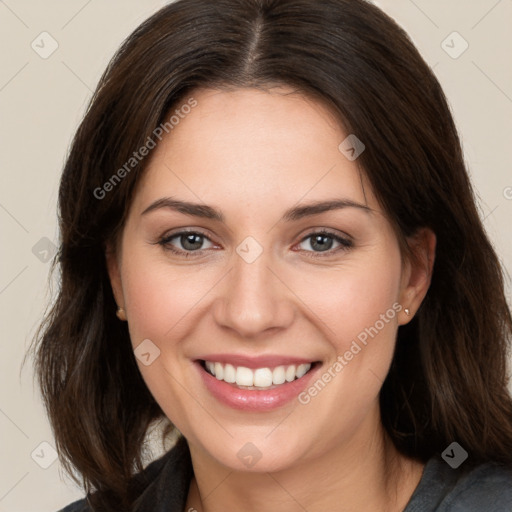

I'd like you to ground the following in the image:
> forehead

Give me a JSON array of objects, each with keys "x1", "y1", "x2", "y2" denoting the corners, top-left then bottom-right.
[{"x1": 131, "y1": 87, "x2": 377, "y2": 215}]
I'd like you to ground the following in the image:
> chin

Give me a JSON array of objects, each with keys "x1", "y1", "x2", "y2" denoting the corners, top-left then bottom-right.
[{"x1": 194, "y1": 431, "x2": 309, "y2": 473}]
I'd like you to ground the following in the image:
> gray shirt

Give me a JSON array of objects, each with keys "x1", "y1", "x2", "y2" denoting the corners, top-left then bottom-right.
[
  {"x1": 403, "y1": 456, "x2": 512, "y2": 511},
  {"x1": 60, "y1": 437, "x2": 512, "y2": 511}
]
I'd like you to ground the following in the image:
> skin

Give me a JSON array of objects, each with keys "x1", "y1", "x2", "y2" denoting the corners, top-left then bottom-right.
[{"x1": 107, "y1": 87, "x2": 436, "y2": 512}]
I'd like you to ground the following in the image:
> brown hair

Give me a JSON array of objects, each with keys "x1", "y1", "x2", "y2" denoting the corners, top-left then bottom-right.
[{"x1": 29, "y1": 0, "x2": 512, "y2": 510}]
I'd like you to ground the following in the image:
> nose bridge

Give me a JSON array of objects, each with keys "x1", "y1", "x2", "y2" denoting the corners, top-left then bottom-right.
[{"x1": 212, "y1": 242, "x2": 294, "y2": 337}]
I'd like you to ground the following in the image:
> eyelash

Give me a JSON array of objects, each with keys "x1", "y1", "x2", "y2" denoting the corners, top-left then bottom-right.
[{"x1": 156, "y1": 229, "x2": 353, "y2": 259}]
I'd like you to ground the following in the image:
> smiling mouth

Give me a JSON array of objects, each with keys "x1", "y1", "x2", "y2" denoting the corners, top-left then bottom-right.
[{"x1": 199, "y1": 360, "x2": 318, "y2": 390}]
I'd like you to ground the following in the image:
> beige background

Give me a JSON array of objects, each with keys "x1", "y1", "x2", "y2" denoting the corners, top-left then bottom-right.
[{"x1": 0, "y1": 1, "x2": 511, "y2": 511}]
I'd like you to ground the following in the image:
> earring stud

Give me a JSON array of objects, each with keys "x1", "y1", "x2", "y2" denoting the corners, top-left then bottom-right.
[
  {"x1": 116, "y1": 307, "x2": 127, "y2": 321},
  {"x1": 404, "y1": 308, "x2": 411, "y2": 316}
]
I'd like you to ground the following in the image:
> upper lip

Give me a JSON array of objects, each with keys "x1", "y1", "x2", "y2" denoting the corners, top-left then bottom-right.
[{"x1": 196, "y1": 354, "x2": 318, "y2": 369}]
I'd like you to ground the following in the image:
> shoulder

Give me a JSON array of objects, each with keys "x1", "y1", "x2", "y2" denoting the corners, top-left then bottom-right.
[
  {"x1": 56, "y1": 436, "x2": 192, "y2": 512},
  {"x1": 405, "y1": 456, "x2": 512, "y2": 512},
  {"x1": 58, "y1": 499, "x2": 91, "y2": 512},
  {"x1": 444, "y1": 461, "x2": 512, "y2": 511}
]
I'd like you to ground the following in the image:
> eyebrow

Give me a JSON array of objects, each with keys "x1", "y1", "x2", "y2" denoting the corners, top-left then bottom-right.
[{"x1": 141, "y1": 197, "x2": 372, "y2": 222}]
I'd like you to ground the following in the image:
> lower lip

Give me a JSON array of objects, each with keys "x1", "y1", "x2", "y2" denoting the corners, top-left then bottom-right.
[{"x1": 195, "y1": 361, "x2": 320, "y2": 411}]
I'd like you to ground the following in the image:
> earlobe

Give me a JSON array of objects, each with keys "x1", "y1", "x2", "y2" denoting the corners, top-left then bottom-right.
[
  {"x1": 116, "y1": 307, "x2": 127, "y2": 321},
  {"x1": 399, "y1": 228, "x2": 436, "y2": 324}
]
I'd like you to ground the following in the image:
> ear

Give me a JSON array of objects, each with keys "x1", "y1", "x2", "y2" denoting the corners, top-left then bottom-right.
[
  {"x1": 398, "y1": 227, "x2": 436, "y2": 325},
  {"x1": 105, "y1": 242, "x2": 125, "y2": 311}
]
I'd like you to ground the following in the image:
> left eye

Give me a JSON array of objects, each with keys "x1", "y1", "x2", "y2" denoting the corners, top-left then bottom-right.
[{"x1": 297, "y1": 232, "x2": 352, "y2": 253}]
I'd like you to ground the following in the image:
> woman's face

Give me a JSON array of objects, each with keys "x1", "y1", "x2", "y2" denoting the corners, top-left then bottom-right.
[{"x1": 108, "y1": 87, "x2": 429, "y2": 472}]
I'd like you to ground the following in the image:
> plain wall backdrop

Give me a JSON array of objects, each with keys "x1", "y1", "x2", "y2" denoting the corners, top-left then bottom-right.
[{"x1": 0, "y1": 1, "x2": 511, "y2": 511}]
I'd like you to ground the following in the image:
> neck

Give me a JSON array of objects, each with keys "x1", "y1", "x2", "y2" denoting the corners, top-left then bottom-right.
[{"x1": 185, "y1": 406, "x2": 424, "y2": 512}]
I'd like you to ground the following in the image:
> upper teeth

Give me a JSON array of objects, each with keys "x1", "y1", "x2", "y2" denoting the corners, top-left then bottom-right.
[{"x1": 205, "y1": 361, "x2": 312, "y2": 389}]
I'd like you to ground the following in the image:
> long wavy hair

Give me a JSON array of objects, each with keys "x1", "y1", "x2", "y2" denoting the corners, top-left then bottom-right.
[{"x1": 29, "y1": 0, "x2": 512, "y2": 510}]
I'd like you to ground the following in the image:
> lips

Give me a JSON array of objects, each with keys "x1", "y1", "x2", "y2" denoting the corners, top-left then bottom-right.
[{"x1": 194, "y1": 356, "x2": 321, "y2": 411}]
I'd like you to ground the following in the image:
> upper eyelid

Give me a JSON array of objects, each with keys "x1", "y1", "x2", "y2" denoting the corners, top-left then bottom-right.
[
  {"x1": 160, "y1": 229, "x2": 215, "y2": 246},
  {"x1": 160, "y1": 228, "x2": 213, "y2": 243}
]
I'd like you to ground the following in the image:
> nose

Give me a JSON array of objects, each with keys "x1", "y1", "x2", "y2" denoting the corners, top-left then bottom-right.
[{"x1": 211, "y1": 249, "x2": 295, "y2": 339}]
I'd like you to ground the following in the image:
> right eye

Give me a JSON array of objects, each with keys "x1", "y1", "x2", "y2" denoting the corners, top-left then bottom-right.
[{"x1": 158, "y1": 230, "x2": 216, "y2": 257}]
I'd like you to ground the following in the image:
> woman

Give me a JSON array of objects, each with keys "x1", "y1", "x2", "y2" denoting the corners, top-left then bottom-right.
[{"x1": 32, "y1": 0, "x2": 512, "y2": 511}]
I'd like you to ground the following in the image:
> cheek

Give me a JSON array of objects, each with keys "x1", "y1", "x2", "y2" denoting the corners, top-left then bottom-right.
[
  {"x1": 290, "y1": 252, "x2": 403, "y2": 444},
  {"x1": 338, "y1": 268, "x2": 401, "y2": 352},
  {"x1": 118, "y1": 250, "x2": 233, "y2": 431},
  {"x1": 289, "y1": 250, "x2": 403, "y2": 355},
  {"x1": 121, "y1": 248, "x2": 217, "y2": 346},
  {"x1": 119, "y1": 249, "x2": 218, "y2": 430}
]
